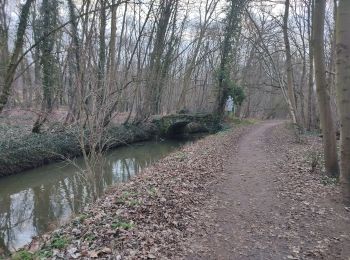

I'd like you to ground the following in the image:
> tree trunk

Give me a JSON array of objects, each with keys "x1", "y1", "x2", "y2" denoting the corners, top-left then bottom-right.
[
  {"x1": 32, "y1": 0, "x2": 59, "y2": 133},
  {"x1": 307, "y1": 0, "x2": 315, "y2": 131},
  {"x1": 336, "y1": 0, "x2": 350, "y2": 197},
  {"x1": 283, "y1": 0, "x2": 298, "y2": 125},
  {"x1": 108, "y1": 0, "x2": 118, "y2": 85},
  {"x1": 142, "y1": 0, "x2": 173, "y2": 118},
  {"x1": 0, "y1": 0, "x2": 9, "y2": 92},
  {"x1": 65, "y1": 0, "x2": 81, "y2": 123},
  {"x1": 0, "y1": 0, "x2": 34, "y2": 112},
  {"x1": 216, "y1": 0, "x2": 246, "y2": 118},
  {"x1": 97, "y1": 0, "x2": 107, "y2": 107},
  {"x1": 313, "y1": 0, "x2": 339, "y2": 177}
]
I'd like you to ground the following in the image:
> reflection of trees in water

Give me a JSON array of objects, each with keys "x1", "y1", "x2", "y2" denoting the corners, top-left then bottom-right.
[
  {"x1": 111, "y1": 158, "x2": 138, "y2": 183},
  {"x1": 0, "y1": 177, "x2": 92, "y2": 251},
  {"x1": 0, "y1": 141, "x2": 182, "y2": 252},
  {"x1": 108, "y1": 142, "x2": 180, "y2": 183},
  {"x1": 0, "y1": 195, "x2": 11, "y2": 255},
  {"x1": 0, "y1": 189, "x2": 34, "y2": 251},
  {"x1": 33, "y1": 186, "x2": 51, "y2": 234}
]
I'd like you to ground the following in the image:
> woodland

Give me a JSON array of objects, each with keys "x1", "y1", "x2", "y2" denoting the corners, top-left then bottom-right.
[{"x1": 0, "y1": 0, "x2": 350, "y2": 258}]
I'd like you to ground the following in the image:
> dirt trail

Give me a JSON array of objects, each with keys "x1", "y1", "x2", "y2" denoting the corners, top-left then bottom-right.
[
  {"x1": 188, "y1": 121, "x2": 350, "y2": 259},
  {"x1": 207, "y1": 121, "x2": 287, "y2": 259}
]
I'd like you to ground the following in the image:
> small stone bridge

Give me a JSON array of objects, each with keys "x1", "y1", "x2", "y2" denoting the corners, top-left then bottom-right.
[{"x1": 152, "y1": 113, "x2": 221, "y2": 137}]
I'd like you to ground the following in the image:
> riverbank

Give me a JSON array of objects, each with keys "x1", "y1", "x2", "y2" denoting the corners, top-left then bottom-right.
[
  {"x1": 0, "y1": 113, "x2": 220, "y2": 176},
  {"x1": 9, "y1": 121, "x2": 350, "y2": 259},
  {"x1": 10, "y1": 122, "x2": 249, "y2": 259},
  {"x1": 0, "y1": 137, "x2": 196, "y2": 254},
  {"x1": 0, "y1": 123, "x2": 157, "y2": 177}
]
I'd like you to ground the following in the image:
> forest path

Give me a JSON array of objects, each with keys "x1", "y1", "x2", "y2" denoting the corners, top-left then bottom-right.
[
  {"x1": 187, "y1": 121, "x2": 350, "y2": 259},
  {"x1": 206, "y1": 121, "x2": 287, "y2": 259}
]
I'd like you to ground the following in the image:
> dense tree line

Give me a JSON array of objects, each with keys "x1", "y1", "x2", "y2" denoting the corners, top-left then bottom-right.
[{"x1": 0, "y1": 0, "x2": 349, "y2": 197}]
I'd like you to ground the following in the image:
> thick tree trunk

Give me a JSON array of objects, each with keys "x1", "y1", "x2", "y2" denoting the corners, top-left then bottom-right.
[
  {"x1": 32, "y1": 0, "x2": 59, "y2": 133},
  {"x1": 336, "y1": 0, "x2": 350, "y2": 197},
  {"x1": 313, "y1": 0, "x2": 339, "y2": 177},
  {"x1": 0, "y1": 0, "x2": 34, "y2": 112}
]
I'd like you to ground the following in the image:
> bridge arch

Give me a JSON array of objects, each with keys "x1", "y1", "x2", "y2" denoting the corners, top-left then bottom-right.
[
  {"x1": 152, "y1": 113, "x2": 220, "y2": 138},
  {"x1": 166, "y1": 120, "x2": 191, "y2": 137}
]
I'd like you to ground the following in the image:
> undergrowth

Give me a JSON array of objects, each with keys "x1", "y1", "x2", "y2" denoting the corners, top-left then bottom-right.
[{"x1": 0, "y1": 124, "x2": 153, "y2": 176}]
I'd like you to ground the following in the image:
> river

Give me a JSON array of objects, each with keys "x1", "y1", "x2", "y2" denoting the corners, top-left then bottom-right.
[{"x1": 0, "y1": 136, "x2": 200, "y2": 252}]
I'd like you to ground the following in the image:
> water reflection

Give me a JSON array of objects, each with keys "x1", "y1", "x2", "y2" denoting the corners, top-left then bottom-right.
[{"x1": 0, "y1": 138, "x2": 190, "y2": 252}]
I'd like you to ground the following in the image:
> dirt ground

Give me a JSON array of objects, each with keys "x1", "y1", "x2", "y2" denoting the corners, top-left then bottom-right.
[
  {"x1": 18, "y1": 121, "x2": 350, "y2": 259},
  {"x1": 186, "y1": 121, "x2": 350, "y2": 259}
]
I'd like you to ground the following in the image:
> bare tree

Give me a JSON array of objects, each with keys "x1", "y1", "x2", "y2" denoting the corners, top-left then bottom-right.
[
  {"x1": 140, "y1": 0, "x2": 177, "y2": 119},
  {"x1": 283, "y1": 0, "x2": 298, "y2": 125},
  {"x1": 306, "y1": 0, "x2": 316, "y2": 131},
  {"x1": 313, "y1": 0, "x2": 339, "y2": 177},
  {"x1": 0, "y1": 0, "x2": 34, "y2": 112}
]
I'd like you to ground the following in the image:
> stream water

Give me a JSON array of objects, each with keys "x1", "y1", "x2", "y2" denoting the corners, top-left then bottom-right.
[{"x1": 0, "y1": 136, "x2": 200, "y2": 252}]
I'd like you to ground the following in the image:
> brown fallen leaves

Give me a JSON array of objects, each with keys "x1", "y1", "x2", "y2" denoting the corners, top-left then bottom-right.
[
  {"x1": 26, "y1": 123, "x2": 350, "y2": 259},
  {"x1": 184, "y1": 122, "x2": 350, "y2": 260},
  {"x1": 266, "y1": 124, "x2": 350, "y2": 259},
  {"x1": 34, "y1": 126, "x2": 249, "y2": 259}
]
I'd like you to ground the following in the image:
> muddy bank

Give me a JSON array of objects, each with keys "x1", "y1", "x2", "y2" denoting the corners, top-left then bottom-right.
[{"x1": 0, "y1": 123, "x2": 158, "y2": 177}]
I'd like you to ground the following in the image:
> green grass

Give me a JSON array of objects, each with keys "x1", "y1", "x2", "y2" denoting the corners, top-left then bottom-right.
[
  {"x1": 128, "y1": 199, "x2": 141, "y2": 206},
  {"x1": 10, "y1": 241, "x2": 58, "y2": 259},
  {"x1": 321, "y1": 176, "x2": 338, "y2": 186},
  {"x1": 303, "y1": 129, "x2": 321, "y2": 137},
  {"x1": 84, "y1": 234, "x2": 96, "y2": 242},
  {"x1": 115, "y1": 190, "x2": 141, "y2": 206},
  {"x1": 122, "y1": 191, "x2": 138, "y2": 198},
  {"x1": 51, "y1": 235, "x2": 69, "y2": 249},
  {"x1": 111, "y1": 219, "x2": 135, "y2": 230},
  {"x1": 78, "y1": 214, "x2": 88, "y2": 223},
  {"x1": 174, "y1": 151, "x2": 187, "y2": 161},
  {"x1": 147, "y1": 186, "x2": 157, "y2": 197},
  {"x1": 218, "y1": 116, "x2": 258, "y2": 135},
  {"x1": 36, "y1": 249, "x2": 53, "y2": 258},
  {"x1": 229, "y1": 116, "x2": 258, "y2": 126},
  {"x1": 11, "y1": 250, "x2": 34, "y2": 260}
]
